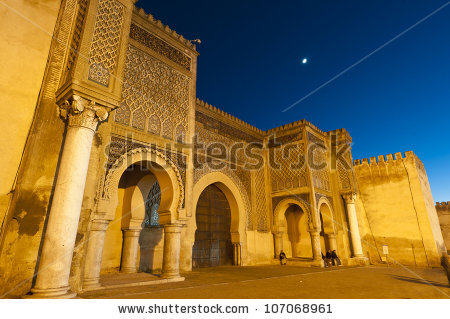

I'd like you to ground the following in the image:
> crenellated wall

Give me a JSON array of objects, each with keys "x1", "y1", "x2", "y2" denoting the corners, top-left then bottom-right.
[
  {"x1": 0, "y1": 0, "x2": 61, "y2": 226},
  {"x1": 436, "y1": 202, "x2": 450, "y2": 253},
  {"x1": 354, "y1": 151, "x2": 445, "y2": 267},
  {"x1": 0, "y1": 0, "x2": 447, "y2": 299}
]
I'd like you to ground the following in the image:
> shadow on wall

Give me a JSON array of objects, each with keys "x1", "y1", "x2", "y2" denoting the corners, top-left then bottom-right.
[
  {"x1": 138, "y1": 227, "x2": 164, "y2": 274},
  {"x1": 284, "y1": 204, "x2": 311, "y2": 258},
  {"x1": 390, "y1": 274, "x2": 449, "y2": 288}
]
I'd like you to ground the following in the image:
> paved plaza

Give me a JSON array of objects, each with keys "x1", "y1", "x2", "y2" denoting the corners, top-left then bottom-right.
[{"x1": 80, "y1": 265, "x2": 450, "y2": 299}]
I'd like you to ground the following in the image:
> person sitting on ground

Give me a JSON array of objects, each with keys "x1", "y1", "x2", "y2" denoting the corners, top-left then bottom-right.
[
  {"x1": 325, "y1": 250, "x2": 332, "y2": 267},
  {"x1": 331, "y1": 250, "x2": 342, "y2": 266},
  {"x1": 321, "y1": 252, "x2": 328, "y2": 267},
  {"x1": 279, "y1": 250, "x2": 287, "y2": 265},
  {"x1": 441, "y1": 254, "x2": 450, "y2": 284}
]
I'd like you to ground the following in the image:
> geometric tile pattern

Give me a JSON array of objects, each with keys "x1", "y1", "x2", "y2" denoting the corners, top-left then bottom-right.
[
  {"x1": 255, "y1": 168, "x2": 268, "y2": 231},
  {"x1": 129, "y1": 23, "x2": 191, "y2": 71},
  {"x1": 115, "y1": 45, "x2": 190, "y2": 140},
  {"x1": 270, "y1": 143, "x2": 308, "y2": 192},
  {"x1": 87, "y1": 0, "x2": 125, "y2": 86},
  {"x1": 311, "y1": 147, "x2": 330, "y2": 191}
]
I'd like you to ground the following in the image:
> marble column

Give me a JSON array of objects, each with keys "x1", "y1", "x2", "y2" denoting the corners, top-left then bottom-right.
[
  {"x1": 82, "y1": 220, "x2": 110, "y2": 289},
  {"x1": 161, "y1": 224, "x2": 182, "y2": 279},
  {"x1": 29, "y1": 95, "x2": 110, "y2": 298},
  {"x1": 120, "y1": 229, "x2": 141, "y2": 273},
  {"x1": 327, "y1": 233, "x2": 338, "y2": 252},
  {"x1": 343, "y1": 193, "x2": 364, "y2": 257},
  {"x1": 232, "y1": 243, "x2": 241, "y2": 266},
  {"x1": 273, "y1": 231, "x2": 283, "y2": 259},
  {"x1": 309, "y1": 230, "x2": 323, "y2": 262}
]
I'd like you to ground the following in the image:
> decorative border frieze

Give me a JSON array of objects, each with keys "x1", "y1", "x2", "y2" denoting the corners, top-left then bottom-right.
[
  {"x1": 88, "y1": 0, "x2": 125, "y2": 86},
  {"x1": 130, "y1": 23, "x2": 191, "y2": 71}
]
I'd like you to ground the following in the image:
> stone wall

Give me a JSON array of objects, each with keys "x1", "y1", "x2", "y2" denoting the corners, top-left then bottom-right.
[
  {"x1": 354, "y1": 151, "x2": 445, "y2": 267},
  {"x1": 436, "y1": 202, "x2": 450, "y2": 254},
  {"x1": 0, "y1": 0, "x2": 61, "y2": 245},
  {"x1": 0, "y1": 0, "x2": 75, "y2": 298}
]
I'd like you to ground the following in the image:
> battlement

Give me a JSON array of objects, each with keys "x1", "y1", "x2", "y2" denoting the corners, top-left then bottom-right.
[
  {"x1": 196, "y1": 98, "x2": 333, "y2": 138},
  {"x1": 326, "y1": 128, "x2": 349, "y2": 135},
  {"x1": 436, "y1": 202, "x2": 450, "y2": 208},
  {"x1": 264, "y1": 119, "x2": 325, "y2": 136},
  {"x1": 354, "y1": 151, "x2": 415, "y2": 166},
  {"x1": 196, "y1": 98, "x2": 264, "y2": 134},
  {"x1": 326, "y1": 128, "x2": 352, "y2": 144},
  {"x1": 133, "y1": 6, "x2": 198, "y2": 52}
]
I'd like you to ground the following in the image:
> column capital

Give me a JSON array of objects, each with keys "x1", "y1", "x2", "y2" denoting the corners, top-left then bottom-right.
[
  {"x1": 122, "y1": 229, "x2": 141, "y2": 238},
  {"x1": 342, "y1": 192, "x2": 357, "y2": 204},
  {"x1": 163, "y1": 223, "x2": 183, "y2": 234},
  {"x1": 308, "y1": 230, "x2": 320, "y2": 237},
  {"x1": 90, "y1": 219, "x2": 110, "y2": 231},
  {"x1": 326, "y1": 233, "x2": 336, "y2": 239},
  {"x1": 59, "y1": 95, "x2": 112, "y2": 131}
]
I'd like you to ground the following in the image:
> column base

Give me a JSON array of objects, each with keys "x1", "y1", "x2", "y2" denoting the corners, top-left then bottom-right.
[
  {"x1": 161, "y1": 273, "x2": 181, "y2": 279},
  {"x1": 311, "y1": 259, "x2": 325, "y2": 268},
  {"x1": 25, "y1": 286, "x2": 77, "y2": 299},
  {"x1": 348, "y1": 256, "x2": 369, "y2": 266},
  {"x1": 82, "y1": 278, "x2": 102, "y2": 291},
  {"x1": 120, "y1": 267, "x2": 137, "y2": 274}
]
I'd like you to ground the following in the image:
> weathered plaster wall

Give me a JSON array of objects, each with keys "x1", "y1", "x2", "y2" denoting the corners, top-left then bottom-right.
[
  {"x1": 354, "y1": 152, "x2": 444, "y2": 267},
  {"x1": 0, "y1": 0, "x2": 75, "y2": 298},
  {"x1": 101, "y1": 187, "x2": 125, "y2": 273},
  {"x1": 0, "y1": 0, "x2": 61, "y2": 225},
  {"x1": 281, "y1": 205, "x2": 312, "y2": 259},
  {"x1": 245, "y1": 231, "x2": 274, "y2": 265},
  {"x1": 139, "y1": 227, "x2": 164, "y2": 274},
  {"x1": 436, "y1": 202, "x2": 450, "y2": 253}
]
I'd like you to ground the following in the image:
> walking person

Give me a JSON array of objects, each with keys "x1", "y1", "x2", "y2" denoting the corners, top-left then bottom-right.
[
  {"x1": 279, "y1": 250, "x2": 287, "y2": 265},
  {"x1": 321, "y1": 252, "x2": 328, "y2": 267},
  {"x1": 331, "y1": 250, "x2": 342, "y2": 266},
  {"x1": 325, "y1": 250, "x2": 332, "y2": 267}
]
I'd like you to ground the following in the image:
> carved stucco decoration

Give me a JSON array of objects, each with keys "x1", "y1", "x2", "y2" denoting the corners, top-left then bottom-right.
[
  {"x1": 103, "y1": 147, "x2": 185, "y2": 211},
  {"x1": 195, "y1": 111, "x2": 263, "y2": 144},
  {"x1": 59, "y1": 95, "x2": 110, "y2": 131},
  {"x1": 105, "y1": 135, "x2": 187, "y2": 206},
  {"x1": 315, "y1": 193, "x2": 334, "y2": 211},
  {"x1": 115, "y1": 45, "x2": 189, "y2": 140},
  {"x1": 129, "y1": 23, "x2": 191, "y2": 71},
  {"x1": 337, "y1": 146, "x2": 353, "y2": 191},
  {"x1": 267, "y1": 131, "x2": 302, "y2": 147},
  {"x1": 311, "y1": 146, "x2": 330, "y2": 191},
  {"x1": 307, "y1": 131, "x2": 325, "y2": 145},
  {"x1": 195, "y1": 126, "x2": 247, "y2": 164},
  {"x1": 193, "y1": 153, "x2": 253, "y2": 230},
  {"x1": 270, "y1": 142, "x2": 308, "y2": 192},
  {"x1": 194, "y1": 125, "x2": 252, "y2": 201},
  {"x1": 255, "y1": 168, "x2": 268, "y2": 232},
  {"x1": 338, "y1": 162, "x2": 351, "y2": 190},
  {"x1": 63, "y1": 0, "x2": 88, "y2": 82},
  {"x1": 88, "y1": 0, "x2": 125, "y2": 86}
]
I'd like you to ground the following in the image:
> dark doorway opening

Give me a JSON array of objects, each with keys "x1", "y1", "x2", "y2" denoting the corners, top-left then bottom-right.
[{"x1": 193, "y1": 184, "x2": 233, "y2": 267}]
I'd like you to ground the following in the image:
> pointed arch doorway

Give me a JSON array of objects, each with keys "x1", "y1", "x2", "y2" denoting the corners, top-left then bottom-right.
[{"x1": 192, "y1": 184, "x2": 233, "y2": 267}]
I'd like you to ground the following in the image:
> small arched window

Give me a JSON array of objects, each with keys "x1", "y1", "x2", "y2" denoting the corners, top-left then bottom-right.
[{"x1": 144, "y1": 181, "x2": 161, "y2": 227}]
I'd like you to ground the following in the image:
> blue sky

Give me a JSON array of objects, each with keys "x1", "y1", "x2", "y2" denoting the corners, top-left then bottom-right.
[{"x1": 137, "y1": 0, "x2": 450, "y2": 202}]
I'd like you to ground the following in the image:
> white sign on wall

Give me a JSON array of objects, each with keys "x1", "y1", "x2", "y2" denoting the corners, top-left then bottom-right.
[{"x1": 382, "y1": 245, "x2": 389, "y2": 255}]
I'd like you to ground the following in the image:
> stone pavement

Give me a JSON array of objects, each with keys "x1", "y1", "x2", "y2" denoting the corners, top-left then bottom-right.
[{"x1": 80, "y1": 265, "x2": 450, "y2": 299}]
